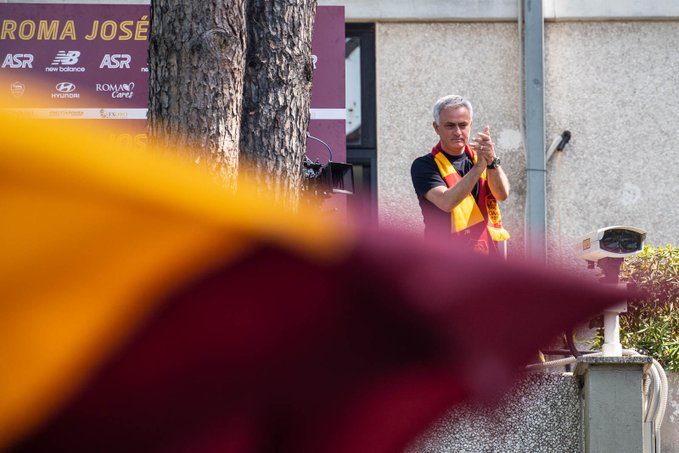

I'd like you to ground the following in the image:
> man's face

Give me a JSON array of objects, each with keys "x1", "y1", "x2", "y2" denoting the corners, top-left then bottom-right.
[{"x1": 432, "y1": 106, "x2": 472, "y2": 155}]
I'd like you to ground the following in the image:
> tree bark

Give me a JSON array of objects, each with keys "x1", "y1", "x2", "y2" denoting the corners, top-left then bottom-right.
[
  {"x1": 148, "y1": 0, "x2": 318, "y2": 205},
  {"x1": 148, "y1": 0, "x2": 246, "y2": 187},
  {"x1": 240, "y1": 0, "x2": 317, "y2": 210}
]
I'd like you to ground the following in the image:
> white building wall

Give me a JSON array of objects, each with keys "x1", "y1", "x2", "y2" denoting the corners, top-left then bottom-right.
[
  {"x1": 323, "y1": 0, "x2": 679, "y2": 256},
  {"x1": 1, "y1": 0, "x2": 148, "y2": 3},
  {"x1": 544, "y1": 20, "x2": 679, "y2": 256},
  {"x1": 322, "y1": 0, "x2": 679, "y2": 21}
]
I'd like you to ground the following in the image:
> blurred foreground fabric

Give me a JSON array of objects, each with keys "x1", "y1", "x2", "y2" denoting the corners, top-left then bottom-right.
[{"x1": 0, "y1": 107, "x2": 623, "y2": 452}]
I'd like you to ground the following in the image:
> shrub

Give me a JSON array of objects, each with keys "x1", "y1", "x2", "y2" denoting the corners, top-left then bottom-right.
[{"x1": 617, "y1": 245, "x2": 679, "y2": 371}]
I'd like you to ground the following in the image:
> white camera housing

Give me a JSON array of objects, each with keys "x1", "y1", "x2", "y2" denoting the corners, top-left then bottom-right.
[{"x1": 575, "y1": 225, "x2": 646, "y2": 262}]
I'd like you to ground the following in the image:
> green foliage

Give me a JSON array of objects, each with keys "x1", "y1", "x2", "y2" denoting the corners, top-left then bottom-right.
[{"x1": 617, "y1": 245, "x2": 679, "y2": 371}]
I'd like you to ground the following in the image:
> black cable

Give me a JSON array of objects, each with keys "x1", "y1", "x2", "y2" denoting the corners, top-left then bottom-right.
[{"x1": 565, "y1": 329, "x2": 582, "y2": 357}]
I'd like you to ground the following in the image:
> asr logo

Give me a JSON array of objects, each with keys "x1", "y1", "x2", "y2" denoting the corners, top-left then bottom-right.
[
  {"x1": 99, "y1": 54, "x2": 132, "y2": 69},
  {"x1": 1, "y1": 53, "x2": 34, "y2": 69}
]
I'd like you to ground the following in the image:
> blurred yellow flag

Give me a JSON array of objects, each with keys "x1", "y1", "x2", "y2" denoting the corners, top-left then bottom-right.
[{"x1": 0, "y1": 85, "x2": 348, "y2": 449}]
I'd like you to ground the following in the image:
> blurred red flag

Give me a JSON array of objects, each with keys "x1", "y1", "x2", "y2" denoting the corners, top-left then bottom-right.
[
  {"x1": 0, "y1": 87, "x2": 623, "y2": 452},
  {"x1": 7, "y1": 237, "x2": 622, "y2": 453}
]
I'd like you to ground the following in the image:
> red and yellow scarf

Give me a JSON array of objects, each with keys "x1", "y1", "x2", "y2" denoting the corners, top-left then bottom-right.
[{"x1": 432, "y1": 143, "x2": 509, "y2": 253}]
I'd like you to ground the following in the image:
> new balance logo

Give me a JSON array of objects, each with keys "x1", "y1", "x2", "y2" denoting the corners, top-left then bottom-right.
[
  {"x1": 46, "y1": 51, "x2": 85, "y2": 73},
  {"x1": 52, "y1": 50, "x2": 81, "y2": 66}
]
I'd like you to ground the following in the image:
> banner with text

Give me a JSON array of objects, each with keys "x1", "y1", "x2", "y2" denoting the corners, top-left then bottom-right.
[{"x1": 0, "y1": 4, "x2": 345, "y2": 160}]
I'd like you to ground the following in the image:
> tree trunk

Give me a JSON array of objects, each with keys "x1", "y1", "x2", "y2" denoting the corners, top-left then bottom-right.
[
  {"x1": 148, "y1": 0, "x2": 246, "y2": 187},
  {"x1": 240, "y1": 0, "x2": 317, "y2": 210}
]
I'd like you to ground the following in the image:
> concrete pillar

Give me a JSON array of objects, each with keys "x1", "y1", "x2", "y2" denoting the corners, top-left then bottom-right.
[{"x1": 575, "y1": 356, "x2": 652, "y2": 453}]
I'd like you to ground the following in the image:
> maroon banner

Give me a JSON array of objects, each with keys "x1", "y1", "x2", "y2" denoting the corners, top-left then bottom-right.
[
  {"x1": 0, "y1": 4, "x2": 149, "y2": 110},
  {"x1": 1, "y1": 4, "x2": 345, "y2": 148},
  {"x1": 310, "y1": 6, "x2": 345, "y2": 110},
  {"x1": 308, "y1": 6, "x2": 346, "y2": 166},
  {"x1": 306, "y1": 6, "x2": 348, "y2": 220},
  {"x1": 1, "y1": 4, "x2": 346, "y2": 214}
]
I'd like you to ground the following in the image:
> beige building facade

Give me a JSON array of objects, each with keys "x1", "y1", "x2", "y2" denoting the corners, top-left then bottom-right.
[{"x1": 324, "y1": 0, "x2": 679, "y2": 260}]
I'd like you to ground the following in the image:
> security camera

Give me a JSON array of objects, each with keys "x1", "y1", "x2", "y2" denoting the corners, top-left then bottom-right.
[
  {"x1": 575, "y1": 226, "x2": 647, "y2": 356},
  {"x1": 575, "y1": 225, "x2": 646, "y2": 262}
]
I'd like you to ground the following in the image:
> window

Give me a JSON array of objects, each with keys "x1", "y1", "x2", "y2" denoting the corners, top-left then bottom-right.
[{"x1": 346, "y1": 23, "x2": 376, "y2": 224}]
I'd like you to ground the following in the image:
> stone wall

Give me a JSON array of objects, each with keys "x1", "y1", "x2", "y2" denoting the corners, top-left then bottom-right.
[
  {"x1": 406, "y1": 372, "x2": 582, "y2": 453},
  {"x1": 407, "y1": 371, "x2": 679, "y2": 453}
]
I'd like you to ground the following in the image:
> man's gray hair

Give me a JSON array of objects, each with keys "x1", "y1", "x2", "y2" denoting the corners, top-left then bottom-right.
[{"x1": 432, "y1": 95, "x2": 473, "y2": 124}]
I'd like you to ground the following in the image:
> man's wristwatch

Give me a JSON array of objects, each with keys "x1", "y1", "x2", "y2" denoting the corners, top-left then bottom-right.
[{"x1": 487, "y1": 157, "x2": 501, "y2": 169}]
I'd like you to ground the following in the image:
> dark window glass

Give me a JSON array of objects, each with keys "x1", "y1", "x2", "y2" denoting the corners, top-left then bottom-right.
[{"x1": 346, "y1": 24, "x2": 376, "y2": 224}]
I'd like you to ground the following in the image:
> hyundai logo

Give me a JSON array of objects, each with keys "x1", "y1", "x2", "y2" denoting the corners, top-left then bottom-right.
[{"x1": 56, "y1": 82, "x2": 76, "y2": 93}]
